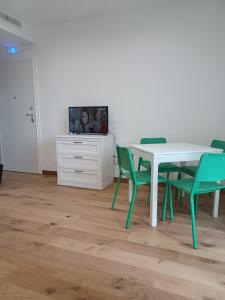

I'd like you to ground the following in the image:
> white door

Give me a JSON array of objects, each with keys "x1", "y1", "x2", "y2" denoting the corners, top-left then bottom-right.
[{"x1": 0, "y1": 60, "x2": 39, "y2": 173}]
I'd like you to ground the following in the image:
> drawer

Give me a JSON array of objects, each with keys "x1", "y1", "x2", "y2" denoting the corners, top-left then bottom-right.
[
  {"x1": 57, "y1": 139, "x2": 99, "y2": 156},
  {"x1": 57, "y1": 154, "x2": 99, "y2": 170},
  {"x1": 58, "y1": 168, "x2": 100, "y2": 186}
]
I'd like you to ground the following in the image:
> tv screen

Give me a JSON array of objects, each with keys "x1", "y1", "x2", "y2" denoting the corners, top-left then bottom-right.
[{"x1": 69, "y1": 106, "x2": 108, "y2": 134}]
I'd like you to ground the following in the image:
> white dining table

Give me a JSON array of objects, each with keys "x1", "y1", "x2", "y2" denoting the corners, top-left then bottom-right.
[{"x1": 130, "y1": 143, "x2": 223, "y2": 227}]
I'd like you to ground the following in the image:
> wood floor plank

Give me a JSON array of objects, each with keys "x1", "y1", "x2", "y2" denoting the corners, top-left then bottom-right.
[{"x1": 0, "y1": 171, "x2": 225, "y2": 299}]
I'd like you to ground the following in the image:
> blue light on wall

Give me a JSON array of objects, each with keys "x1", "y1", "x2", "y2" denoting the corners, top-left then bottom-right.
[{"x1": 7, "y1": 47, "x2": 18, "y2": 55}]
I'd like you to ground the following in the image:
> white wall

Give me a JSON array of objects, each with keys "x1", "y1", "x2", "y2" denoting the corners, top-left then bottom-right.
[{"x1": 35, "y1": 0, "x2": 225, "y2": 171}]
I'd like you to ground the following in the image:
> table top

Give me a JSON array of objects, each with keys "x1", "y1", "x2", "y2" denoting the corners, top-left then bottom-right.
[{"x1": 130, "y1": 143, "x2": 223, "y2": 155}]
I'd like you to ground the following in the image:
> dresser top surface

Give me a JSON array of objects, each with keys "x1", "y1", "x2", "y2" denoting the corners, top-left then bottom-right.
[{"x1": 56, "y1": 134, "x2": 113, "y2": 140}]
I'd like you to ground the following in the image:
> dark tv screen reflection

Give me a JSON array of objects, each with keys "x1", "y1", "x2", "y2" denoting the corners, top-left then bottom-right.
[{"x1": 69, "y1": 106, "x2": 108, "y2": 135}]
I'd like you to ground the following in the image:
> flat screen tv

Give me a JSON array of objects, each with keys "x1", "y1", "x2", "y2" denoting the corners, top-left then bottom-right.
[{"x1": 69, "y1": 106, "x2": 108, "y2": 135}]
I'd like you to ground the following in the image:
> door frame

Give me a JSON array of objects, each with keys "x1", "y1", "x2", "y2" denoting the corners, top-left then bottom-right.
[{"x1": 32, "y1": 57, "x2": 42, "y2": 174}]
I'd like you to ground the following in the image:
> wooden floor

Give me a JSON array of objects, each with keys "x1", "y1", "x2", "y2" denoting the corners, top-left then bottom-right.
[{"x1": 0, "y1": 172, "x2": 225, "y2": 299}]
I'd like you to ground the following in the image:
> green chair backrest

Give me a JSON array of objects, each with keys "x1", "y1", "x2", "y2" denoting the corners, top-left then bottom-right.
[
  {"x1": 116, "y1": 145, "x2": 136, "y2": 182},
  {"x1": 211, "y1": 140, "x2": 225, "y2": 153},
  {"x1": 192, "y1": 153, "x2": 225, "y2": 194},
  {"x1": 140, "y1": 137, "x2": 167, "y2": 144}
]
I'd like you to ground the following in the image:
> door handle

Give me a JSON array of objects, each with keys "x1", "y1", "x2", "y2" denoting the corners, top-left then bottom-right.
[{"x1": 26, "y1": 113, "x2": 34, "y2": 117}]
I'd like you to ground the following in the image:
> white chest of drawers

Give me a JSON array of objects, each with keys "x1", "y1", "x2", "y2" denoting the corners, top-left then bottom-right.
[{"x1": 56, "y1": 135, "x2": 114, "y2": 190}]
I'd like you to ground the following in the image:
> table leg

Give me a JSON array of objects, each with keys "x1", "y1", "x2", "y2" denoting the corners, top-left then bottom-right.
[
  {"x1": 150, "y1": 159, "x2": 158, "y2": 227},
  {"x1": 180, "y1": 161, "x2": 186, "y2": 198},
  {"x1": 213, "y1": 190, "x2": 220, "y2": 218},
  {"x1": 129, "y1": 180, "x2": 133, "y2": 203}
]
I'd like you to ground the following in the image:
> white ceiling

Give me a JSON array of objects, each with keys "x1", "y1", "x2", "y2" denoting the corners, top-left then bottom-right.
[{"x1": 0, "y1": 0, "x2": 152, "y2": 25}]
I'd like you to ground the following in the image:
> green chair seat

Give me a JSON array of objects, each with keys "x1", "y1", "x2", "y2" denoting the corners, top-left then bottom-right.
[
  {"x1": 170, "y1": 178, "x2": 225, "y2": 194},
  {"x1": 112, "y1": 145, "x2": 170, "y2": 229},
  {"x1": 122, "y1": 170, "x2": 165, "y2": 186},
  {"x1": 162, "y1": 153, "x2": 225, "y2": 249},
  {"x1": 141, "y1": 160, "x2": 180, "y2": 173},
  {"x1": 135, "y1": 171, "x2": 166, "y2": 185}
]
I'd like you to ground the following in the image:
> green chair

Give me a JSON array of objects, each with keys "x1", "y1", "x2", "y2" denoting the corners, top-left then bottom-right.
[
  {"x1": 111, "y1": 145, "x2": 170, "y2": 229},
  {"x1": 162, "y1": 153, "x2": 225, "y2": 249},
  {"x1": 138, "y1": 137, "x2": 180, "y2": 179},
  {"x1": 181, "y1": 140, "x2": 225, "y2": 177}
]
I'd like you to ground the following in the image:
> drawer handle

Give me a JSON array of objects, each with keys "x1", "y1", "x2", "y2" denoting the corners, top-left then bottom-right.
[
  {"x1": 74, "y1": 156, "x2": 83, "y2": 159},
  {"x1": 74, "y1": 170, "x2": 83, "y2": 173},
  {"x1": 73, "y1": 141, "x2": 83, "y2": 144}
]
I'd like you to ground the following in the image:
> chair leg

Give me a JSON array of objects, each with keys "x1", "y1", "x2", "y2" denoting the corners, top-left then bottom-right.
[
  {"x1": 125, "y1": 184, "x2": 137, "y2": 229},
  {"x1": 175, "y1": 171, "x2": 181, "y2": 202},
  {"x1": 190, "y1": 195, "x2": 198, "y2": 249},
  {"x1": 169, "y1": 184, "x2": 174, "y2": 221},
  {"x1": 111, "y1": 175, "x2": 121, "y2": 209},
  {"x1": 137, "y1": 158, "x2": 141, "y2": 171},
  {"x1": 194, "y1": 194, "x2": 199, "y2": 214},
  {"x1": 162, "y1": 183, "x2": 168, "y2": 221}
]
